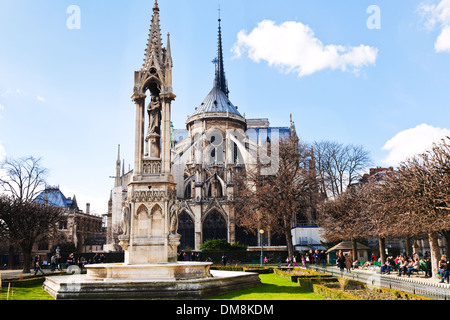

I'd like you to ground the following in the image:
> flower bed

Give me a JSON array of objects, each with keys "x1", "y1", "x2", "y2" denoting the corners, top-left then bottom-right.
[{"x1": 274, "y1": 267, "x2": 432, "y2": 300}]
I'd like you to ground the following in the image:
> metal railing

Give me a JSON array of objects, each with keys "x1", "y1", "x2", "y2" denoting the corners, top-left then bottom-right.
[{"x1": 305, "y1": 264, "x2": 450, "y2": 300}]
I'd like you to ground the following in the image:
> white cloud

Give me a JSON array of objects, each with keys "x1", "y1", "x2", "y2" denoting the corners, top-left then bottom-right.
[
  {"x1": 37, "y1": 96, "x2": 45, "y2": 102},
  {"x1": 0, "y1": 103, "x2": 4, "y2": 118},
  {"x1": 381, "y1": 124, "x2": 450, "y2": 166},
  {"x1": 232, "y1": 20, "x2": 378, "y2": 77},
  {"x1": 435, "y1": 25, "x2": 450, "y2": 52},
  {"x1": 418, "y1": 0, "x2": 450, "y2": 53}
]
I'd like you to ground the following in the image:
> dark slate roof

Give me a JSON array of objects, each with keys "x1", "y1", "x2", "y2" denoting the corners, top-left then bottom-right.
[
  {"x1": 34, "y1": 187, "x2": 79, "y2": 210},
  {"x1": 192, "y1": 86, "x2": 242, "y2": 116}
]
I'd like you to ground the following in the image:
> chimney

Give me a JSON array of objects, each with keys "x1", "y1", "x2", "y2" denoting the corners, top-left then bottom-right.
[{"x1": 86, "y1": 203, "x2": 90, "y2": 214}]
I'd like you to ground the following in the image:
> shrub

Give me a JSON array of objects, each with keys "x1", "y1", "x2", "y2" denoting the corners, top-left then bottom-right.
[
  {"x1": 49, "y1": 242, "x2": 77, "y2": 260},
  {"x1": 200, "y1": 239, "x2": 247, "y2": 251},
  {"x1": 313, "y1": 284, "x2": 363, "y2": 300}
]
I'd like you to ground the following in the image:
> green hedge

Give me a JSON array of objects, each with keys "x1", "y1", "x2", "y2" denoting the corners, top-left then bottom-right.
[
  {"x1": 200, "y1": 239, "x2": 247, "y2": 251},
  {"x1": 313, "y1": 284, "x2": 363, "y2": 300},
  {"x1": 210, "y1": 265, "x2": 274, "y2": 274}
]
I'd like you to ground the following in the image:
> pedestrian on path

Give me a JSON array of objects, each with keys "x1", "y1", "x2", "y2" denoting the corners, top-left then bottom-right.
[
  {"x1": 33, "y1": 255, "x2": 45, "y2": 275},
  {"x1": 336, "y1": 250, "x2": 345, "y2": 272},
  {"x1": 50, "y1": 254, "x2": 58, "y2": 272},
  {"x1": 344, "y1": 253, "x2": 352, "y2": 272}
]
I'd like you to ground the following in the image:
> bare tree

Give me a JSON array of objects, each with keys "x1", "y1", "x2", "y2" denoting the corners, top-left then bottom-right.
[
  {"x1": 317, "y1": 185, "x2": 366, "y2": 258},
  {"x1": 0, "y1": 156, "x2": 65, "y2": 272},
  {"x1": 0, "y1": 156, "x2": 47, "y2": 203},
  {"x1": 234, "y1": 137, "x2": 316, "y2": 258},
  {"x1": 312, "y1": 141, "x2": 372, "y2": 199},
  {"x1": 390, "y1": 137, "x2": 450, "y2": 277},
  {"x1": 0, "y1": 195, "x2": 63, "y2": 273},
  {"x1": 318, "y1": 137, "x2": 450, "y2": 275}
]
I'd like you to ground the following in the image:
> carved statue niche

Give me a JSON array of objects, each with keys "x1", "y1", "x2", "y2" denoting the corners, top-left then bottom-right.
[
  {"x1": 121, "y1": 203, "x2": 131, "y2": 237},
  {"x1": 168, "y1": 199, "x2": 181, "y2": 235},
  {"x1": 145, "y1": 94, "x2": 162, "y2": 158},
  {"x1": 148, "y1": 95, "x2": 161, "y2": 135}
]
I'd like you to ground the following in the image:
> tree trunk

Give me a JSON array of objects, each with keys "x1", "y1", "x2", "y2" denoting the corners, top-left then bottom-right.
[
  {"x1": 21, "y1": 243, "x2": 33, "y2": 274},
  {"x1": 22, "y1": 250, "x2": 31, "y2": 274},
  {"x1": 351, "y1": 238, "x2": 358, "y2": 262},
  {"x1": 7, "y1": 244, "x2": 14, "y2": 269},
  {"x1": 442, "y1": 230, "x2": 450, "y2": 259},
  {"x1": 405, "y1": 236, "x2": 412, "y2": 257},
  {"x1": 428, "y1": 232, "x2": 441, "y2": 279},
  {"x1": 285, "y1": 225, "x2": 294, "y2": 259},
  {"x1": 378, "y1": 237, "x2": 386, "y2": 265}
]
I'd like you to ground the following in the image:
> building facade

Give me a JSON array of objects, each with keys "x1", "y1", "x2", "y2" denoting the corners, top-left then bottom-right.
[{"x1": 34, "y1": 186, "x2": 105, "y2": 254}]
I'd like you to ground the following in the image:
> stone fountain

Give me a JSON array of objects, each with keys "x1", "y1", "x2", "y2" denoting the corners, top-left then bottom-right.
[{"x1": 42, "y1": 1, "x2": 260, "y2": 300}]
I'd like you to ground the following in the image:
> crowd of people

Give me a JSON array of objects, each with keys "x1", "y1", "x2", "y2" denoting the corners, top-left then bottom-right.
[
  {"x1": 32, "y1": 248, "x2": 450, "y2": 285},
  {"x1": 285, "y1": 249, "x2": 328, "y2": 268},
  {"x1": 334, "y1": 250, "x2": 450, "y2": 284},
  {"x1": 177, "y1": 251, "x2": 204, "y2": 262},
  {"x1": 32, "y1": 252, "x2": 108, "y2": 274}
]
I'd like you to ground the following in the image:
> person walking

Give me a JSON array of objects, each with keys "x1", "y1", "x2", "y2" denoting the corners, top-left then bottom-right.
[
  {"x1": 34, "y1": 255, "x2": 45, "y2": 275},
  {"x1": 344, "y1": 253, "x2": 352, "y2": 272},
  {"x1": 56, "y1": 254, "x2": 61, "y2": 271},
  {"x1": 67, "y1": 253, "x2": 75, "y2": 266},
  {"x1": 336, "y1": 250, "x2": 345, "y2": 272},
  {"x1": 313, "y1": 250, "x2": 319, "y2": 265},
  {"x1": 319, "y1": 250, "x2": 327, "y2": 268},
  {"x1": 50, "y1": 254, "x2": 57, "y2": 272}
]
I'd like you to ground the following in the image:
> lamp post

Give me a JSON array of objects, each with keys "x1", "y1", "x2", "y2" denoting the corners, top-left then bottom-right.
[{"x1": 259, "y1": 229, "x2": 265, "y2": 266}]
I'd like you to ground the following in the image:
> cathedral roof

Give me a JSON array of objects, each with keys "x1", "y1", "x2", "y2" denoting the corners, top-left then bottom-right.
[{"x1": 192, "y1": 86, "x2": 241, "y2": 116}]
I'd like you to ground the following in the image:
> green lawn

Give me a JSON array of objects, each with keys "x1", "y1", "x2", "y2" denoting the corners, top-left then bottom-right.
[
  {"x1": 207, "y1": 273, "x2": 325, "y2": 300},
  {"x1": 1, "y1": 279, "x2": 54, "y2": 300},
  {"x1": 1, "y1": 273, "x2": 324, "y2": 300}
]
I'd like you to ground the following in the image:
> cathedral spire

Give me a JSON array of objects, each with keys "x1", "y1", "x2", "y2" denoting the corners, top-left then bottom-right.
[
  {"x1": 142, "y1": 0, "x2": 163, "y2": 71},
  {"x1": 115, "y1": 144, "x2": 121, "y2": 187},
  {"x1": 214, "y1": 15, "x2": 229, "y2": 97}
]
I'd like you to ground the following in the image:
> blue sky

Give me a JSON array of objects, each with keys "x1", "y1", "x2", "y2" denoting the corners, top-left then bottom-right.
[{"x1": 0, "y1": 0, "x2": 449, "y2": 215}]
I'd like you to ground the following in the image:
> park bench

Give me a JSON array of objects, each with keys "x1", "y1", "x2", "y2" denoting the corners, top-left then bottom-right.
[
  {"x1": 410, "y1": 262, "x2": 430, "y2": 276},
  {"x1": 358, "y1": 261, "x2": 379, "y2": 270}
]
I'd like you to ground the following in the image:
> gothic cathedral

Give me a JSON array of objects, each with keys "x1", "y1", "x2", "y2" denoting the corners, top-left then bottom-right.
[{"x1": 104, "y1": 1, "x2": 296, "y2": 252}]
